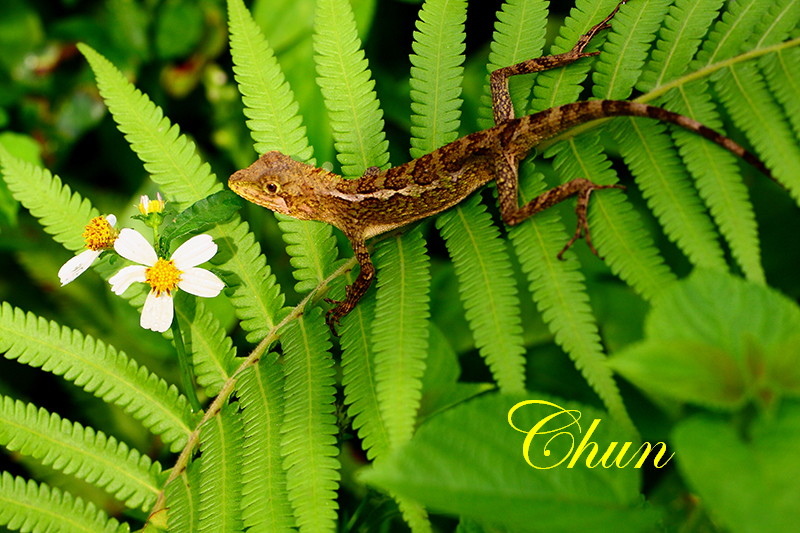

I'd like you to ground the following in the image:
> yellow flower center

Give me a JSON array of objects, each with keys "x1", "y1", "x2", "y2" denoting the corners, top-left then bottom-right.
[
  {"x1": 83, "y1": 216, "x2": 118, "y2": 251},
  {"x1": 145, "y1": 258, "x2": 182, "y2": 296},
  {"x1": 138, "y1": 195, "x2": 165, "y2": 215}
]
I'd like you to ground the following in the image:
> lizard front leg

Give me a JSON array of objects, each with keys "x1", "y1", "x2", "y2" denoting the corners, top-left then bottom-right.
[
  {"x1": 495, "y1": 152, "x2": 622, "y2": 258},
  {"x1": 490, "y1": 0, "x2": 627, "y2": 125},
  {"x1": 324, "y1": 236, "x2": 375, "y2": 333}
]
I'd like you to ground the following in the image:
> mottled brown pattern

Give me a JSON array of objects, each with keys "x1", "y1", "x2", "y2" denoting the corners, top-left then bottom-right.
[{"x1": 228, "y1": 0, "x2": 771, "y2": 333}]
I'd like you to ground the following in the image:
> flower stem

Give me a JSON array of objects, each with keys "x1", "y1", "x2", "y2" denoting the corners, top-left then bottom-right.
[{"x1": 171, "y1": 315, "x2": 202, "y2": 412}]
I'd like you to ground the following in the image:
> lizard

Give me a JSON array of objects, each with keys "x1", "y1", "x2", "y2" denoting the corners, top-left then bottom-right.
[{"x1": 228, "y1": 0, "x2": 771, "y2": 333}]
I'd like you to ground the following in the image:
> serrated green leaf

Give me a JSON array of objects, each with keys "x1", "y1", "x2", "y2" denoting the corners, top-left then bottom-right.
[
  {"x1": 0, "y1": 303, "x2": 194, "y2": 452},
  {"x1": 159, "y1": 191, "x2": 243, "y2": 254},
  {"x1": 197, "y1": 403, "x2": 244, "y2": 533},
  {"x1": 0, "y1": 396, "x2": 162, "y2": 510},
  {"x1": 0, "y1": 472, "x2": 128, "y2": 533},
  {"x1": 280, "y1": 309, "x2": 339, "y2": 532}
]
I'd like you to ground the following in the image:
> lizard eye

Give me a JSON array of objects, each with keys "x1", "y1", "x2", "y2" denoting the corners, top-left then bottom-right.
[{"x1": 265, "y1": 182, "x2": 280, "y2": 194}]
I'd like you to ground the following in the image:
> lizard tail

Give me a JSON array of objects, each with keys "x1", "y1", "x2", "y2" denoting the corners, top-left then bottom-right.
[{"x1": 514, "y1": 99, "x2": 773, "y2": 182}]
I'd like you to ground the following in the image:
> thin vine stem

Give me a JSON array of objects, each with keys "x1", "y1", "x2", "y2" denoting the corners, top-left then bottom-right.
[{"x1": 147, "y1": 255, "x2": 358, "y2": 523}]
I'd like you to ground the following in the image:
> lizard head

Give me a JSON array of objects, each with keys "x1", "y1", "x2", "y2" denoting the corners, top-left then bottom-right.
[{"x1": 228, "y1": 151, "x2": 339, "y2": 220}]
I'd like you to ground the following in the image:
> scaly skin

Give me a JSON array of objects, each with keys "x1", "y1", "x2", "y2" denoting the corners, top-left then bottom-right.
[{"x1": 229, "y1": 0, "x2": 770, "y2": 333}]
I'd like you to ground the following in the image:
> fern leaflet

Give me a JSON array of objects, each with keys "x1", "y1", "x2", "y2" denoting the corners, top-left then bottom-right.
[
  {"x1": 0, "y1": 396, "x2": 161, "y2": 510},
  {"x1": 339, "y1": 295, "x2": 390, "y2": 461},
  {"x1": 0, "y1": 303, "x2": 194, "y2": 452},
  {"x1": 175, "y1": 297, "x2": 237, "y2": 397},
  {"x1": 716, "y1": 63, "x2": 800, "y2": 204},
  {"x1": 481, "y1": 0, "x2": 548, "y2": 127},
  {"x1": 164, "y1": 467, "x2": 200, "y2": 533},
  {"x1": 313, "y1": 0, "x2": 389, "y2": 176},
  {"x1": 237, "y1": 354, "x2": 294, "y2": 531},
  {"x1": 593, "y1": 0, "x2": 670, "y2": 100},
  {"x1": 638, "y1": 0, "x2": 725, "y2": 91},
  {"x1": 436, "y1": 197, "x2": 526, "y2": 393},
  {"x1": 0, "y1": 472, "x2": 127, "y2": 533},
  {"x1": 610, "y1": 118, "x2": 727, "y2": 271},
  {"x1": 761, "y1": 48, "x2": 800, "y2": 139},
  {"x1": 372, "y1": 229, "x2": 431, "y2": 448},
  {"x1": 197, "y1": 403, "x2": 244, "y2": 533},
  {"x1": 280, "y1": 310, "x2": 339, "y2": 532}
]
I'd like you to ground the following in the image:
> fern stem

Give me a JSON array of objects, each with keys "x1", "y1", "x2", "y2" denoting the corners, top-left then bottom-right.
[
  {"x1": 539, "y1": 35, "x2": 800, "y2": 150},
  {"x1": 147, "y1": 255, "x2": 358, "y2": 524},
  {"x1": 171, "y1": 313, "x2": 201, "y2": 413}
]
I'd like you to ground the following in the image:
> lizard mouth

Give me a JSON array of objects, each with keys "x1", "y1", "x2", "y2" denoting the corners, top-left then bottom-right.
[{"x1": 228, "y1": 172, "x2": 290, "y2": 215}]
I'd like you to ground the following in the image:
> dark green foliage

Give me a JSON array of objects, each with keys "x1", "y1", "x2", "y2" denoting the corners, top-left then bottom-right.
[{"x1": 0, "y1": 0, "x2": 798, "y2": 532}]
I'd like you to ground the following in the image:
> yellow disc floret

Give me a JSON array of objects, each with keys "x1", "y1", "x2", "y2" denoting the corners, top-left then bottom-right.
[
  {"x1": 145, "y1": 258, "x2": 183, "y2": 296},
  {"x1": 82, "y1": 216, "x2": 118, "y2": 251}
]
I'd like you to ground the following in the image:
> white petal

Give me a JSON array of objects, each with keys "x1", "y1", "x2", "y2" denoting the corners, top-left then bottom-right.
[
  {"x1": 114, "y1": 228, "x2": 157, "y2": 266},
  {"x1": 171, "y1": 234, "x2": 218, "y2": 269},
  {"x1": 178, "y1": 268, "x2": 225, "y2": 297},
  {"x1": 141, "y1": 291, "x2": 174, "y2": 332},
  {"x1": 105, "y1": 214, "x2": 117, "y2": 227},
  {"x1": 108, "y1": 265, "x2": 147, "y2": 295},
  {"x1": 58, "y1": 250, "x2": 101, "y2": 285}
]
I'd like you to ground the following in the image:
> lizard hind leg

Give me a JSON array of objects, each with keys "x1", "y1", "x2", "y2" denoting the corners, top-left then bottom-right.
[{"x1": 495, "y1": 154, "x2": 623, "y2": 260}]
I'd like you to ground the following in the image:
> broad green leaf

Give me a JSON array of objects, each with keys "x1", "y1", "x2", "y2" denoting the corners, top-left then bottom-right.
[
  {"x1": 363, "y1": 393, "x2": 658, "y2": 532},
  {"x1": 673, "y1": 404, "x2": 800, "y2": 533},
  {"x1": 158, "y1": 191, "x2": 243, "y2": 255}
]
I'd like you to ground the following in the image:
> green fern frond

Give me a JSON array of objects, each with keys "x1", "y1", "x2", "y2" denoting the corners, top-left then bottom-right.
[
  {"x1": 636, "y1": 0, "x2": 763, "y2": 282},
  {"x1": 197, "y1": 403, "x2": 244, "y2": 533},
  {"x1": 532, "y1": 0, "x2": 622, "y2": 109},
  {"x1": 610, "y1": 118, "x2": 726, "y2": 271},
  {"x1": 638, "y1": 0, "x2": 725, "y2": 92},
  {"x1": 175, "y1": 297, "x2": 236, "y2": 397},
  {"x1": 278, "y1": 217, "x2": 341, "y2": 293},
  {"x1": 408, "y1": 0, "x2": 467, "y2": 157},
  {"x1": 593, "y1": 0, "x2": 670, "y2": 100},
  {"x1": 761, "y1": 47, "x2": 800, "y2": 139},
  {"x1": 226, "y1": 0, "x2": 314, "y2": 162},
  {"x1": 0, "y1": 472, "x2": 127, "y2": 533},
  {"x1": 339, "y1": 296, "x2": 390, "y2": 461},
  {"x1": 78, "y1": 43, "x2": 285, "y2": 341},
  {"x1": 715, "y1": 63, "x2": 800, "y2": 204},
  {"x1": 164, "y1": 467, "x2": 200, "y2": 533},
  {"x1": 78, "y1": 44, "x2": 218, "y2": 206},
  {"x1": 216, "y1": 217, "x2": 286, "y2": 342},
  {"x1": 0, "y1": 303, "x2": 194, "y2": 452},
  {"x1": 236, "y1": 354, "x2": 294, "y2": 531},
  {"x1": 0, "y1": 396, "x2": 161, "y2": 510},
  {"x1": 549, "y1": 136, "x2": 676, "y2": 301},
  {"x1": 693, "y1": 0, "x2": 770, "y2": 66},
  {"x1": 280, "y1": 310, "x2": 339, "y2": 532},
  {"x1": 508, "y1": 164, "x2": 633, "y2": 433},
  {"x1": 227, "y1": 0, "x2": 340, "y2": 293},
  {"x1": 313, "y1": 0, "x2": 389, "y2": 176},
  {"x1": 751, "y1": 0, "x2": 800, "y2": 48},
  {"x1": 0, "y1": 151, "x2": 98, "y2": 252},
  {"x1": 372, "y1": 229, "x2": 431, "y2": 448},
  {"x1": 435, "y1": 196, "x2": 526, "y2": 393}
]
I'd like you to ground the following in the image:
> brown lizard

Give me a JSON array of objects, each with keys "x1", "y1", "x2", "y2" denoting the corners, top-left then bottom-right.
[{"x1": 229, "y1": 0, "x2": 770, "y2": 333}]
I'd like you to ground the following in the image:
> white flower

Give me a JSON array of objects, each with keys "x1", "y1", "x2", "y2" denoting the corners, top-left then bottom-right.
[
  {"x1": 58, "y1": 214, "x2": 118, "y2": 285},
  {"x1": 108, "y1": 228, "x2": 225, "y2": 332}
]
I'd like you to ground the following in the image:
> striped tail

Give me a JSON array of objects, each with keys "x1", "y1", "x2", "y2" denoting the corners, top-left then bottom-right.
[{"x1": 514, "y1": 100, "x2": 772, "y2": 180}]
